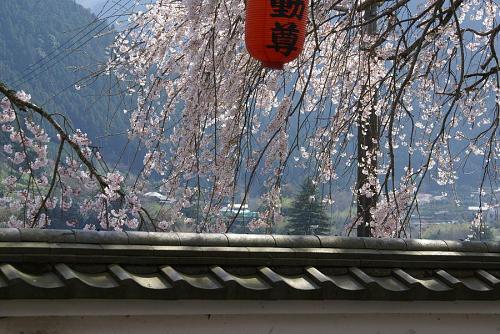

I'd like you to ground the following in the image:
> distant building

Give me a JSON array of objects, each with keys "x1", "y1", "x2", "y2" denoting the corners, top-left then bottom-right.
[
  {"x1": 143, "y1": 192, "x2": 175, "y2": 204},
  {"x1": 468, "y1": 205, "x2": 499, "y2": 223},
  {"x1": 221, "y1": 203, "x2": 259, "y2": 233},
  {"x1": 416, "y1": 193, "x2": 446, "y2": 204}
]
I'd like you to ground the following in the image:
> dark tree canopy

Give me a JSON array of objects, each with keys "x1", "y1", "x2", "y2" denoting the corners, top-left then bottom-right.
[{"x1": 287, "y1": 178, "x2": 330, "y2": 235}]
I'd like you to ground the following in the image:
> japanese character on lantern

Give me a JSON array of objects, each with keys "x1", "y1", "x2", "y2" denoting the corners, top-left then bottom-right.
[
  {"x1": 270, "y1": 0, "x2": 306, "y2": 19},
  {"x1": 245, "y1": 0, "x2": 309, "y2": 69},
  {"x1": 267, "y1": 22, "x2": 299, "y2": 56}
]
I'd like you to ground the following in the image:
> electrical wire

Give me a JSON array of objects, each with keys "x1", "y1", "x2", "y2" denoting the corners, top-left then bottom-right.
[{"x1": 11, "y1": 0, "x2": 134, "y2": 88}]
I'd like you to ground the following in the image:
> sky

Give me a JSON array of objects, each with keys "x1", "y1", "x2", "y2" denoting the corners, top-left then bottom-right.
[{"x1": 74, "y1": 0, "x2": 106, "y2": 12}]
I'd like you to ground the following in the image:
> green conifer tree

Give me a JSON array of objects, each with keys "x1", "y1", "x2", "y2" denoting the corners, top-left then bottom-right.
[{"x1": 287, "y1": 178, "x2": 330, "y2": 235}]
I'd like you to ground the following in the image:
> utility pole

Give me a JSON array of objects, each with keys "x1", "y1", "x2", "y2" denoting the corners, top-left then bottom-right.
[{"x1": 356, "y1": 3, "x2": 379, "y2": 237}]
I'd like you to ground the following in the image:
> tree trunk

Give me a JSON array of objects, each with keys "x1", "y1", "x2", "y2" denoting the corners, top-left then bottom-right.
[{"x1": 356, "y1": 4, "x2": 379, "y2": 237}]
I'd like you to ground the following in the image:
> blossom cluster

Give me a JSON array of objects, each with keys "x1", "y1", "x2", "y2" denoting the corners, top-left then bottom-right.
[
  {"x1": 103, "y1": 0, "x2": 499, "y2": 235},
  {"x1": 1, "y1": 0, "x2": 497, "y2": 235},
  {"x1": 0, "y1": 92, "x2": 142, "y2": 231}
]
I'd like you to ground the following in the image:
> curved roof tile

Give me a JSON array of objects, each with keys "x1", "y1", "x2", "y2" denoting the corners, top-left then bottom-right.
[{"x1": 0, "y1": 229, "x2": 498, "y2": 300}]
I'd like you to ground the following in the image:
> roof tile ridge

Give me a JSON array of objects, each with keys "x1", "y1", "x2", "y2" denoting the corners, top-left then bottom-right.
[
  {"x1": 271, "y1": 234, "x2": 322, "y2": 248},
  {"x1": 3, "y1": 229, "x2": 500, "y2": 254},
  {"x1": 443, "y1": 239, "x2": 489, "y2": 253}
]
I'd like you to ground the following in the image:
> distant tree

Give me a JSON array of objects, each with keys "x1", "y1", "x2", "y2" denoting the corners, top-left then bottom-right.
[{"x1": 287, "y1": 178, "x2": 330, "y2": 235}]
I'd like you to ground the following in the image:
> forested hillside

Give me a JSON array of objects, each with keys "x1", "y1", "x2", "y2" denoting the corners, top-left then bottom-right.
[{"x1": 0, "y1": 0, "x2": 129, "y2": 160}]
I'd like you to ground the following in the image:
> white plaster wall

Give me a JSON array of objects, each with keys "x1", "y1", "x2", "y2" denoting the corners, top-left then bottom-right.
[
  {"x1": 2, "y1": 300, "x2": 500, "y2": 334},
  {"x1": 1, "y1": 314, "x2": 500, "y2": 334}
]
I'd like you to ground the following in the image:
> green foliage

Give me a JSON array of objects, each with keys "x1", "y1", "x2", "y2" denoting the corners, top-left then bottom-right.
[
  {"x1": 287, "y1": 178, "x2": 330, "y2": 235},
  {"x1": 421, "y1": 223, "x2": 470, "y2": 240},
  {"x1": 421, "y1": 221, "x2": 498, "y2": 241}
]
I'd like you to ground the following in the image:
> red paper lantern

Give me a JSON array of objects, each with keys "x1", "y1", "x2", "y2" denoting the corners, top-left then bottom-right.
[{"x1": 245, "y1": 0, "x2": 309, "y2": 70}]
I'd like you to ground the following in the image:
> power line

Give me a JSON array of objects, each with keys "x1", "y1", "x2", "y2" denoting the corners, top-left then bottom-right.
[
  {"x1": 12, "y1": 0, "x2": 117, "y2": 83},
  {"x1": 11, "y1": 0, "x2": 134, "y2": 88}
]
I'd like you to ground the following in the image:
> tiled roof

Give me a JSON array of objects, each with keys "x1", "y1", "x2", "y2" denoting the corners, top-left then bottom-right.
[{"x1": 0, "y1": 228, "x2": 499, "y2": 300}]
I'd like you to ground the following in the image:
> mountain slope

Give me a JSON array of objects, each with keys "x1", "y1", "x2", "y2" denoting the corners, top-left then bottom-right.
[{"x1": 0, "y1": 0, "x2": 129, "y2": 158}]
